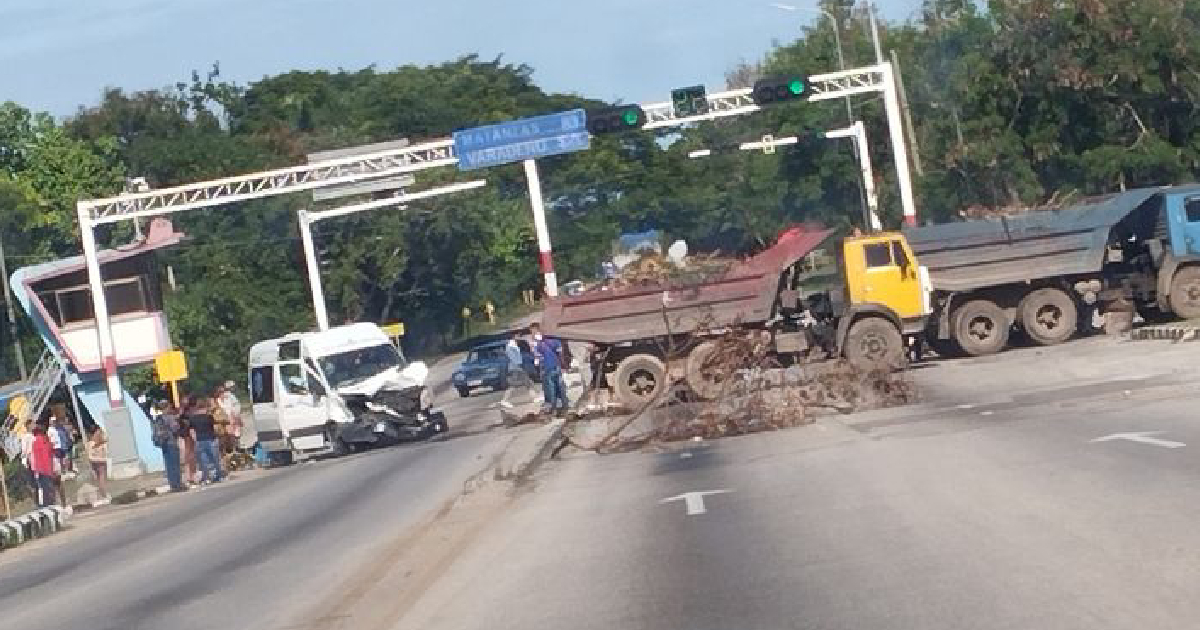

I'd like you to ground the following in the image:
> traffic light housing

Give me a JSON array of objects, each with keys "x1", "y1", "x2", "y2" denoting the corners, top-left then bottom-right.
[
  {"x1": 586, "y1": 105, "x2": 647, "y2": 135},
  {"x1": 751, "y1": 76, "x2": 809, "y2": 105},
  {"x1": 671, "y1": 85, "x2": 709, "y2": 117}
]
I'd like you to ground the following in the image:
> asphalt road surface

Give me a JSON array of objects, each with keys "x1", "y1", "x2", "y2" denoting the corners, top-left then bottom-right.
[
  {"x1": 0, "y1": 354, "x2": 515, "y2": 630},
  {"x1": 9, "y1": 337, "x2": 1200, "y2": 630},
  {"x1": 396, "y1": 337, "x2": 1200, "y2": 630}
]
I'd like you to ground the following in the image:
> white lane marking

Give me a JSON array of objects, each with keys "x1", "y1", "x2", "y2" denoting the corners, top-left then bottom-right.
[
  {"x1": 1090, "y1": 431, "x2": 1186, "y2": 449},
  {"x1": 659, "y1": 489, "x2": 733, "y2": 516},
  {"x1": 679, "y1": 452, "x2": 693, "y2": 459}
]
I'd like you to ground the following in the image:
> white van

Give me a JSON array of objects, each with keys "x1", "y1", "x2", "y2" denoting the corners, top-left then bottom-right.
[{"x1": 248, "y1": 322, "x2": 446, "y2": 464}]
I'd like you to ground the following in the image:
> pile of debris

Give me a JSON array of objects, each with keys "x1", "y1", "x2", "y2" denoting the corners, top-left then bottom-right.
[
  {"x1": 580, "y1": 251, "x2": 736, "y2": 294},
  {"x1": 562, "y1": 324, "x2": 918, "y2": 453}
]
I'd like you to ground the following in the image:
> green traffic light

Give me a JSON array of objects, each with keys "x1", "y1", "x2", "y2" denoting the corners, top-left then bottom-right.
[
  {"x1": 622, "y1": 109, "x2": 639, "y2": 126},
  {"x1": 788, "y1": 79, "x2": 805, "y2": 95}
]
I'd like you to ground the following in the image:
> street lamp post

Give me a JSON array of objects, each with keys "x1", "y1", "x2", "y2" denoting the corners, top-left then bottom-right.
[
  {"x1": 770, "y1": 3, "x2": 852, "y2": 123},
  {"x1": 771, "y1": 2, "x2": 870, "y2": 227}
]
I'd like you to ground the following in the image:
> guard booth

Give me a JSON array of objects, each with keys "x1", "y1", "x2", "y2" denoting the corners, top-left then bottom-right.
[{"x1": 9, "y1": 218, "x2": 184, "y2": 478}]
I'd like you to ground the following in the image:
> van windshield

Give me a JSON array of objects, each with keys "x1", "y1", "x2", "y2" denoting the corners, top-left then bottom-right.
[{"x1": 318, "y1": 343, "x2": 405, "y2": 389}]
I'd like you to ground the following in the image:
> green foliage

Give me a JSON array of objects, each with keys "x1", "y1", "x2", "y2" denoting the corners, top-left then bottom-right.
[{"x1": 4, "y1": 2, "x2": 1200, "y2": 386}]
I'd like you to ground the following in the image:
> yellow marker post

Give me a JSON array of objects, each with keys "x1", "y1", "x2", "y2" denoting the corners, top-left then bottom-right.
[{"x1": 154, "y1": 350, "x2": 189, "y2": 407}]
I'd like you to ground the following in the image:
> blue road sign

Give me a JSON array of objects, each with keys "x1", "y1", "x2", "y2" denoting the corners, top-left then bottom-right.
[{"x1": 453, "y1": 109, "x2": 590, "y2": 171}]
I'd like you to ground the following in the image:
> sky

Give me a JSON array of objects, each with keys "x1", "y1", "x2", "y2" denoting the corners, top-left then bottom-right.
[{"x1": 0, "y1": 0, "x2": 924, "y2": 117}]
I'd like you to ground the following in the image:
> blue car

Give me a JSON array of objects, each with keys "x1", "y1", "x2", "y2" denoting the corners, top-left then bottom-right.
[{"x1": 452, "y1": 340, "x2": 537, "y2": 397}]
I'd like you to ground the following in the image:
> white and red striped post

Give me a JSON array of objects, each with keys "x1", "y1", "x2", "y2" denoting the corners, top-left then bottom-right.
[
  {"x1": 523, "y1": 159, "x2": 558, "y2": 298},
  {"x1": 77, "y1": 203, "x2": 124, "y2": 406}
]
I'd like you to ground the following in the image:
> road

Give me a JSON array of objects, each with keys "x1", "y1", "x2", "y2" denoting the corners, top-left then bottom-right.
[
  {"x1": 0, "y1": 353, "x2": 516, "y2": 630},
  {"x1": 9, "y1": 337, "x2": 1200, "y2": 630},
  {"x1": 395, "y1": 337, "x2": 1200, "y2": 630}
]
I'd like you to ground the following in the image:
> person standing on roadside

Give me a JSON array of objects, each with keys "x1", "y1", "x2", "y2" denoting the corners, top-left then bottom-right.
[
  {"x1": 29, "y1": 424, "x2": 57, "y2": 508},
  {"x1": 177, "y1": 398, "x2": 197, "y2": 485},
  {"x1": 185, "y1": 395, "x2": 224, "y2": 485},
  {"x1": 150, "y1": 401, "x2": 186, "y2": 492},
  {"x1": 217, "y1": 380, "x2": 243, "y2": 452},
  {"x1": 86, "y1": 425, "x2": 110, "y2": 502},
  {"x1": 529, "y1": 323, "x2": 570, "y2": 416}
]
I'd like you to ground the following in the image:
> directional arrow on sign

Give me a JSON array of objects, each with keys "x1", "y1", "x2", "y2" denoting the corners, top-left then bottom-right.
[
  {"x1": 659, "y1": 490, "x2": 733, "y2": 516},
  {"x1": 1089, "y1": 431, "x2": 1186, "y2": 449}
]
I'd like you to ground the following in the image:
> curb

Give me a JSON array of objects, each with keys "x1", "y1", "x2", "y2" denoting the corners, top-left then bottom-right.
[
  {"x1": 0, "y1": 506, "x2": 71, "y2": 550},
  {"x1": 493, "y1": 419, "x2": 566, "y2": 481},
  {"x1": 1128, "y1": 325, "x2": 1200, "y2": 342}
]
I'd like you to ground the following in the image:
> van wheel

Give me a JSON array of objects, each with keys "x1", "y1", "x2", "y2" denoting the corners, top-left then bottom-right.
[
  {"x1": 1020, "y1": 288, "x2": 1077, "y2": 346},
  {"x1": 953, "y1": 300, "x2": 1009, "y2": 356},
  {"x1": 1169, "y1": 266, "x2": 1200, "y2": 319},
  {"x1": 843, "y1": 317, "x2": 904, "y2": 370},
  {"x1": 612, "y1": 353, "x2": 668, "y2": 409},
  {"x1": 327, "y1": 427, "x2": 353, "y2": 456},
  {"x1": 269, "y1": 451, "x2": 293, "y2": 467}
]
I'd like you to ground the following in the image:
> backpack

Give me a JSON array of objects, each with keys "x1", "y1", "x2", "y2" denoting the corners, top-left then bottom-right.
[{"x1": 150, "y1": 414, "x2": 174, "y2": 448}]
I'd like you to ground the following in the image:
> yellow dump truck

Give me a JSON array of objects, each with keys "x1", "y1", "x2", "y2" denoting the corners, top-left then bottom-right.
[{"x1": 542, "y1": 226, "x2": 931, "y2": 408}]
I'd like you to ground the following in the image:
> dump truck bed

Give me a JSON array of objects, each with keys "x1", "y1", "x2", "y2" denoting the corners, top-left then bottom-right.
[
  {"x1": 541, "y1": 226, "x2": 835, "y2": 344},
  {"x1": 903, "y1": 188, "x2": 1166, "y2": 292}
]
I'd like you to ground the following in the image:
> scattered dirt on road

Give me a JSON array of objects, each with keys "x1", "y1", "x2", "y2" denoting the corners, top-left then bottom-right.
[{"x1": 564, "y1": 357, "x2": 918, "y2": 454}]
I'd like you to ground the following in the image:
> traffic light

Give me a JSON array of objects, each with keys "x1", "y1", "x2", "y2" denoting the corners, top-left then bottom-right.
[
  {"x1": 586, "y1": 105, "x2": 646, "y2": 135},
  {"x1": 671, "y1": 85, "x2": 709, "y2": 117},
  {"x1": 751, "y1": 76, "x2": 809, "y2": 105}
]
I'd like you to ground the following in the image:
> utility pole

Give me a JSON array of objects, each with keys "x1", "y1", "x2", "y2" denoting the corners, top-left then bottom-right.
[
  {"x1": 0, "y1": 238, "x2": 27, "y2": 381},
  {"x1": 890, "y1": 49, "x2": 924, "y2": 176},
  {"x1": 867, "y1": 2, "x2": 884, "y2": 64}
]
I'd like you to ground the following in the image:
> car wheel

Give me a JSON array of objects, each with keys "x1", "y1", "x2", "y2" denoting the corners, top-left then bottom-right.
[{"x1": 457, "y1": 386, "x2": 470, "y2": 398}]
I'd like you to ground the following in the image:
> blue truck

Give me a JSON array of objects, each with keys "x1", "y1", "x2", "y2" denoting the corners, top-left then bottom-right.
[{"x1": 904, "y1": 185, "x2": 1200, "y2": 356}]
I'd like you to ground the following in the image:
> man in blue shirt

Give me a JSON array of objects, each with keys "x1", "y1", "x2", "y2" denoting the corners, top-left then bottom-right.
[{"x1": 529, "y1": 323, "x2": 570, "y2": 415}]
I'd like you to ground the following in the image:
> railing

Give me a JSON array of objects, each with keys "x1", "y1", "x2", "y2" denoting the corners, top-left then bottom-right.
[{"x1": 0, "y1": 350, "x2": 64, "y2": 459}]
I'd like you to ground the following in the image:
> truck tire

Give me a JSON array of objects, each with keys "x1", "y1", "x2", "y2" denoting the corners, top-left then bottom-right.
[
  {"x1": 1169, "y1": 266, "x2": 1200, "y2": 320},
  {"x1": 843, "y1": 317, "x2": 904, "y2": 370},
  {"x1": 1020, "y1": 288, "x2": 1077, "y2": 346},
  {"x1": 612, "y1": 353, "x2": 668, "y2": 409},
  {"x1": 684, "y1": 341, "x2": 727, "y2": 400},
  {"x1": 953, "y1": 299, "x2": 1009, "y2": 356}
]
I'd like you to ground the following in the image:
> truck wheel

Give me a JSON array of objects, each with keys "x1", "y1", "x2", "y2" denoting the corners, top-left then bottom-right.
[
  {"x1": 684, "y1": 341, "x2": 728, "y2": 400},
  {"x1": 953, "y1": 299, "x2": 1010, "y2": 356},
  {"x1": 1020, "y1": 288, "x2": 1077, "y2": 346},
  {"x1": 612, "y1": 353, "x2": 668, "y2": 409},
  {"x1": 1169, "y1": 266, "x2": 1200, "y2": 319},
  {"x1": 843, "y1": 317, "x2": 904, "y2": 370},
  {"x1": 269, "y1": 451, "x2": 294, "y2": 467}
]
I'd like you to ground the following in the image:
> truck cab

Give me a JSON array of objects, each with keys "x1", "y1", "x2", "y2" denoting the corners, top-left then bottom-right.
[
  {"x1": 826, "y1": 233, "x2": 932, "y2": 366},
  {"x1": 1158, "y1": 191, "x2": 1200, "y2": 318}
]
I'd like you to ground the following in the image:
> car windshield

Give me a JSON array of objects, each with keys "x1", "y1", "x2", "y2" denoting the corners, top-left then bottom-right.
[
  {"x1": 467, "y1": 346, "x2": 506, "y2": 364},
  {"x1": 318, "y1": 343, "x2": 405, "y2": 389}
]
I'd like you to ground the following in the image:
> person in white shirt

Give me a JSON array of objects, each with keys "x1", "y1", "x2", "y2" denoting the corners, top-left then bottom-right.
[{"x1": 217, "y1": 381, "x2": 244, "y2": 448}]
